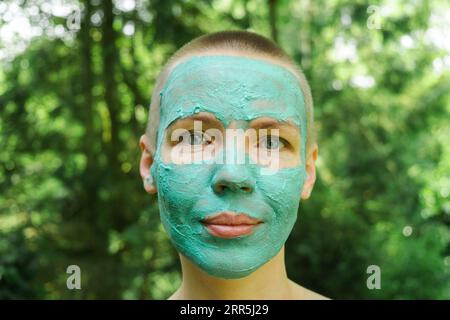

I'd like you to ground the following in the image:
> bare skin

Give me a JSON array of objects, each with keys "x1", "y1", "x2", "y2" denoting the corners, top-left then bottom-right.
[{"x1": 168, "y1": 246, "x2": 328, "y2": 300}]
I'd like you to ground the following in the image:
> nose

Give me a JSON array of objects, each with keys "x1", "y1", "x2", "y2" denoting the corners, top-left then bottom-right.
[{"x1": 211, "y1": 165, "x2": 255, "y2": 195}]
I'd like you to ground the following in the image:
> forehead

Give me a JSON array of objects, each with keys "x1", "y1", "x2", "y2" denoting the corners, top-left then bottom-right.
[{"x1": 159, "y1": 55, "x2": 306, "y2": 131}]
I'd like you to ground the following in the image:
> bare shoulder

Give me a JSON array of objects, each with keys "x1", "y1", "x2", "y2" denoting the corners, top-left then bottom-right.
[
  {"x1": 167, "y1": 287, "x2": 183, "y2": 300},
  {"x1": 288, "y1": 279, "x2": 330, "y2": 300}
]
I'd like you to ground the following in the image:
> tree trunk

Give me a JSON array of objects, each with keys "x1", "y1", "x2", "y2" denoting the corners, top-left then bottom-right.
[
  {"x1": 81, "y1": 0, "x2": 96, "y2": 170},
  {"x1": 101, "y1": 0, "x2": 121, "y2": 172},
  {"x1": 268, "y1": 0, "x2": 278, "y2": 43}
]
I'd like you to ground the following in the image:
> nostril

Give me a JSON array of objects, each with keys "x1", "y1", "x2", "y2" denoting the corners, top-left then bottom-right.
[
  {"x1": 213, "y1": 183, "x2": 229, "y2": 194},
  {"x1": 215, "y1": 184, "x2": 225, "y2": 193},
  {"x1": 211, "y1": 170, "x2": 255, "y2": 195},
  {"x1": 213, "y1": 182, "x2": 253, "y2": 194}
]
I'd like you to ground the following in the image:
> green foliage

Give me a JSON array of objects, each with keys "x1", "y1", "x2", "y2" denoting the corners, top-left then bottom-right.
[{"x1": 0, "y1": 0, "x2": 449, "y2": 299}]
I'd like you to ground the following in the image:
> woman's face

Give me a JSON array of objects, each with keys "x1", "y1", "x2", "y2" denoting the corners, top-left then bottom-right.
[{"x1": 151, "y1": 55, "x2": 308, "y2": 279}]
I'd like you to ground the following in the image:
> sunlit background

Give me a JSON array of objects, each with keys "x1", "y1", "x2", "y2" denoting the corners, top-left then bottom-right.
[{"x1": 0, "y1": 0, "x2": 449, "y2": 299}]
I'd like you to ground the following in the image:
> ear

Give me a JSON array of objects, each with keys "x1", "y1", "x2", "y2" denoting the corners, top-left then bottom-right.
[
  {"x1": 139, "y1": 134, "x2": 157, "y2": 194},
  {"x1": 301, "y1": 143, "x2": 318, "y2": 200}
]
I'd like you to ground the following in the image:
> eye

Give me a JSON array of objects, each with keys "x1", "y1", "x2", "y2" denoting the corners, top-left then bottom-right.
[
  {"x1": 259, "y1": 135, "x2": 287, "y2": 150},
  {"x1": 178, "y1": 130, "x2": 212, "y2": 146}
]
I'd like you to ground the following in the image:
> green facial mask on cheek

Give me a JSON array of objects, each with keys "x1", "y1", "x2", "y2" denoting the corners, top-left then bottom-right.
[{"x1": 152, "y1": 55, "x2": 308, "y2": 279}]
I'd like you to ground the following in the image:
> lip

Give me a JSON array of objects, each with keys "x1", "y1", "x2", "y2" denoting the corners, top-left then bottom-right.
[{"x1": 201, "y1": 211, "x2": 263, "y2": 239}]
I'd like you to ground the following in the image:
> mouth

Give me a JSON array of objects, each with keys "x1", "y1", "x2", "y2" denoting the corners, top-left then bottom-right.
[{"x1": 201, "y1": 211, "x2": 264, "y2": 239}]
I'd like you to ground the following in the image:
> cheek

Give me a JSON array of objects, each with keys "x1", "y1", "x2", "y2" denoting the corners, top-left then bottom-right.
[
  {"x1": 256, "y1": 166, "x2": 306, "y2": 224},
  {"x1": 154, "y1": 162, "x2": 213, "y2": 221}
]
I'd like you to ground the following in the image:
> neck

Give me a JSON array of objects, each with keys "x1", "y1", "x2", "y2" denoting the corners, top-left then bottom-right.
[{"x1": 171, "y1": 246, "x2": 293, "y2": 300}]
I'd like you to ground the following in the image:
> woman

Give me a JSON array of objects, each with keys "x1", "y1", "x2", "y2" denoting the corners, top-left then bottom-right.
[{"x1": 139, "y1": 30, "x2": 325, "y2": 299}]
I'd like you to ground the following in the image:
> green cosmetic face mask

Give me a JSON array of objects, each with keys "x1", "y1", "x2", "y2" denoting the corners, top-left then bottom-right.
[{"x1": 151, "y1": 55, "x2": 308, "y2": 279}]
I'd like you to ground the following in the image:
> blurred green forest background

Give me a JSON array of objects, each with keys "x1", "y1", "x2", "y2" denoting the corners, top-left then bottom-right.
[{"x1": 0, "y1": 0, "x2": 449, "y2": 299}]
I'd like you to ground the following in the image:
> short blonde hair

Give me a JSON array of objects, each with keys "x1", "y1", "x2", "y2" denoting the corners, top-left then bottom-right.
[{"x1": 146, "y1": 30, "x2": 316, "y2": 158}]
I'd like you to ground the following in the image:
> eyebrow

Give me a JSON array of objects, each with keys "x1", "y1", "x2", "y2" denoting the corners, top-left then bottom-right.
[
  {"x1": 189, "y1": 113, "x2": 220, "y2": 123},
  {"x1": 167, "y1": 112, "x2": 221, "y2": 129},
  {"x1": 168, "y1": 113, "x2": 300, "y2": 135},
  {"x1": 250, "y1": 118, "x2": 299, "y2": 132}
]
